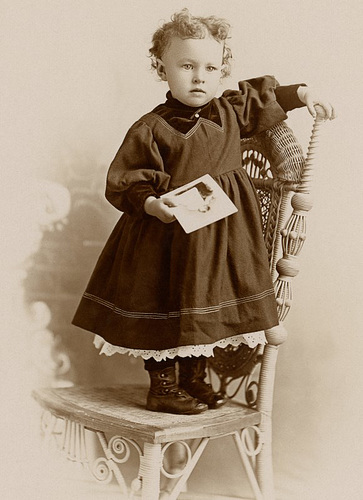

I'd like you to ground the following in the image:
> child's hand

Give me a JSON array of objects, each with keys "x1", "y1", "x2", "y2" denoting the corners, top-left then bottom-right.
[
  {"x1": 297, "y1": 86, "x2": 336, "y2": 120},
  {"x1": 144, "y1": 196, "x2": 177, "y2": 223}
]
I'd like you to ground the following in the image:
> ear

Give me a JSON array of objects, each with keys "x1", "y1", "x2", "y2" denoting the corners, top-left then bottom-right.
[
  {"x1": 156, "y1": 58, "x2": 167, "y2": 81},
  {"x1": 220, "y1": 64, "x2": 227, "y2": 79}
]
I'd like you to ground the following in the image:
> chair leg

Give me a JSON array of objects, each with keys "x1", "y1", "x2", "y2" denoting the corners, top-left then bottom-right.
[
  {"x1": 256, "y1": 339, "x2": 283, "y2": 500},
  {"x1": 256, "y1": 418, "x2": 275, "y2": 500},
  {"x1": 233, "y1": 431, "x2": 264, "y2": 500},
  {"x1": 140, "y1": 442, "x2": 162, "y2": 500}
]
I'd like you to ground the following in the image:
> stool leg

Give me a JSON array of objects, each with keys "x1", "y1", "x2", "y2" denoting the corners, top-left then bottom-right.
[{"x1": 140, "y1": 442, "x2": 162, "y2": 500}]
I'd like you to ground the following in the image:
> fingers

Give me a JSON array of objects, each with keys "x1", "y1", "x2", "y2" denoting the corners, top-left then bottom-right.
[
  {"x1": 308, "y1": 101, "x2": 336, "y2": 121},
  {"x1": 144, "y1": 196, "x2": 176, "y2": 222},
  {"x1": 158, "y1": 200, "x2": 177, "y2": 223},
  {"x1": 162, "y1": 197, "x2": 178, "y2": 208},
  {"x1": 164, "y1": 216, "x2": 176, "y2": 224},
  {"x1": 159, "y1": 211, "x2": 176, "y2": 223},
  {"x1": 314, "y1": 101, "x2": 336, "y2": 120},
  {"x1": 306, "y1": 99, "x2": 318, "y2": 118},
  {"x1": 302, "y1": 88, "x2": 336, "y2": 121}
]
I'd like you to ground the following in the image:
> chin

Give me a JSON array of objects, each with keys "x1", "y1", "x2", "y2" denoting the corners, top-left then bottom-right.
[{"x1": 185, "y1": 96, "x2": 209, "y2": 107}]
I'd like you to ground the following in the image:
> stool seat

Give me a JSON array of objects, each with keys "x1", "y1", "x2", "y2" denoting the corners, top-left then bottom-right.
[{"x1": 32, "y1": 384, "x2": 261, "y2": 444}]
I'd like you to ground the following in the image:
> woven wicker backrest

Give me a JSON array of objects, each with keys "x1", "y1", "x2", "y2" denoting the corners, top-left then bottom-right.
[{"x1": 241, "y1": 122, "x2": 305, "y2": 267}]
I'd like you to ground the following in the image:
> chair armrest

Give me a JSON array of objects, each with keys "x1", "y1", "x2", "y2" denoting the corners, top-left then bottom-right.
[{"x1": 274, "y1": 116, "x2": 324, "y2": 321}]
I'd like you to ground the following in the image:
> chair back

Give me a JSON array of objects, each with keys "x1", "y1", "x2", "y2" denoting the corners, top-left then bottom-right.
[{"x1": 209, "y1": 119, "x2": 320, "y2": 402}]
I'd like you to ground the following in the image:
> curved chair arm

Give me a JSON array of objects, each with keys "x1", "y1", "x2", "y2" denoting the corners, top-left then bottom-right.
[{"x1": 274, "y1": 115, "x2": 324, "y2": 321}]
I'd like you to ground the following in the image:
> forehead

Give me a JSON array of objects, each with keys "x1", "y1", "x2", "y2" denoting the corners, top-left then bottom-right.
[{"x1": 163, "y1": 36, "x2": 224, "y2": 63}]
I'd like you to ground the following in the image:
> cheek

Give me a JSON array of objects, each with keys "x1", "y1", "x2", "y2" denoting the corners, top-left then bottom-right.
[
  {"x1": 209, "y1": 74, "x2": 221, "y2": 87},
  {"x1": 174, "y1": 73, "x2": 189, "y2": 87}
]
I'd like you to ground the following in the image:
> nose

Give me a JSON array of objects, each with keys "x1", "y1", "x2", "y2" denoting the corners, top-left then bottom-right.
[{"x1": 192, "y1": 71, "x2": 205, "y2": 84}]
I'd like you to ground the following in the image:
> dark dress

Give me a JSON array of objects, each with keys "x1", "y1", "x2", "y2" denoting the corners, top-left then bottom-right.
[{"x1": 72, "y1": 76, "x2": 304, "y2": 356}]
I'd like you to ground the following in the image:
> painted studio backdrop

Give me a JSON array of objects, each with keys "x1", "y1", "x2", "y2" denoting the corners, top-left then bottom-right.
[{"x1": 1, "y1": 1, "x2": 363, "y2": 499}]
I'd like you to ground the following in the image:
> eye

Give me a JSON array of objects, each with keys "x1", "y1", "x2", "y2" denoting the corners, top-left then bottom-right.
[
  {"x1": 206, "y1": 66, "x2": 218, "y2": 72},
  {"x1": 182, "y1": 64, "x2": 193, "y2": 70}
]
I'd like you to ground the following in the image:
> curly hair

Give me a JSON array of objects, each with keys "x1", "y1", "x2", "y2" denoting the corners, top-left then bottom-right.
[{"x1": 149, "y1": 8, "x2": 232, "y2": 79}]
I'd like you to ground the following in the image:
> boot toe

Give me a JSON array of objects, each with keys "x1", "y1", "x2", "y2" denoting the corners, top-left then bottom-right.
[
  {"x1": 193, "y1": 401, "x2": 209, "y2": 413},
  {"x1": 146, "y1": 390, "x2": 208, "y2": 415},
  {"x1": 179, "y1": 380, "x2": 227, "y2": 409}
]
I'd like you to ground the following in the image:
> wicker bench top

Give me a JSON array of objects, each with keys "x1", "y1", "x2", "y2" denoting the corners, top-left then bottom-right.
[{"x1": 32, "y1": 384, "x2": 261, "y2": 444}]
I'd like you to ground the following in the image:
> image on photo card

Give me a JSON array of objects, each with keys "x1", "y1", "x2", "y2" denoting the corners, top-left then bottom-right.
[{"x1": 162, "y1": 174, "x2": 238, "y2": 233}]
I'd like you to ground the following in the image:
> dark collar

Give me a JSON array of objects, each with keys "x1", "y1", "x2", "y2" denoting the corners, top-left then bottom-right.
[
  {"x1": 151, "y1": 92, "x2": 222, "y2": 134},
  {"x1": 164, "y1": 91, "x2": 210, "y2": 114}
]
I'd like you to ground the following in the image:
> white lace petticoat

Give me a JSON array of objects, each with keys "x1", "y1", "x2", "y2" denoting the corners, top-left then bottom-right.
[{"x1": 93, "y1": 330, "x2": 269, "y2": 362}]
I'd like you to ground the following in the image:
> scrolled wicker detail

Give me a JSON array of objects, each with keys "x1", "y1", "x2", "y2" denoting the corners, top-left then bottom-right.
[
  {"x1": 161, "y1": 441, "x2": 192, "y2": 479},
  {"x1": 210, "y1": 344, "x2": 260, "y2": 378},
  {"x1": 92, "y1": 457, "x2": 114, "y2": 483},
  {"x1": 209, "y1": 344, "x2": 262, "y2": 400}
]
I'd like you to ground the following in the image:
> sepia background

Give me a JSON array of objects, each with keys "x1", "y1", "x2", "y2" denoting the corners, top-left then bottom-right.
[{"x1": 1, "y1": 0, "x2": 363, "y2": 498}]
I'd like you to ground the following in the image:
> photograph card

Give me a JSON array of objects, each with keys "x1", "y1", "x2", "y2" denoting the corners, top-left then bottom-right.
[{"x1": 161, "y1": 174, "x2": 238, "y2": 233}]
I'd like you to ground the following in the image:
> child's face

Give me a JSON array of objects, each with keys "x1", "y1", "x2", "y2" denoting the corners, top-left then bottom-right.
[{"x1": 157, "y1": 36, "x2": 225, "y2": 107}]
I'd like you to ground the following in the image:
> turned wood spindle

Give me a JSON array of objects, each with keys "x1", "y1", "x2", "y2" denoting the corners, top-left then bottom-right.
[{"x1": 275, "y1": 114, "x2": 323, "y2": 321}]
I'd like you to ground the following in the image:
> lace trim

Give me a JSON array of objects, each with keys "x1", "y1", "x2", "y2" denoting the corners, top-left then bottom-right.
[{"x1": 93, "y1": 331, "x2": 267, "y2": 362}]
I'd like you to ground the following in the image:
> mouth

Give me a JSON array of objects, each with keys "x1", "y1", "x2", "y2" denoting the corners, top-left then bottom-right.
[{"x1": 190, "y1": 88, "x2": 206, "y2": 94}]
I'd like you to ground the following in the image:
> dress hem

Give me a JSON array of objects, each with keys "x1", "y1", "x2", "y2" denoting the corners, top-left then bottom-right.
[{"x1": 93, "y1": 330, "x2": 270, "y2": 361}]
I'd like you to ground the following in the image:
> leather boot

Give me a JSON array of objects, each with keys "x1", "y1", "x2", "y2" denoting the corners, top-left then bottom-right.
[
  {"x1": 178, "y1": 357, "x2": 226, "y2": 409},
  {"x1": 146, "y1": 365, "x2": 208, "y2": 415}
]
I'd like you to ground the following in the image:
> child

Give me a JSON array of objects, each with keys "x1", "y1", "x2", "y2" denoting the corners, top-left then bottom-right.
[{"x1": 72, "y1": 9, "x2": 335, "y2": 415}]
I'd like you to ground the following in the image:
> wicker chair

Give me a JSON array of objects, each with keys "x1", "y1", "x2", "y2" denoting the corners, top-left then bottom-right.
[{"x1": 32, "y1": 115, "x2": 322, "y2": 500}]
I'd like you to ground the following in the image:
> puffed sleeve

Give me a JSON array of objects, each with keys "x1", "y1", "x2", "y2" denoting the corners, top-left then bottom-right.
[
  {"x1": 222, "y1": 75, "x2": 297, "y2": 137},
  {"x1": 105, "y1": 120, "x2": 171, "y2": 215}
]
